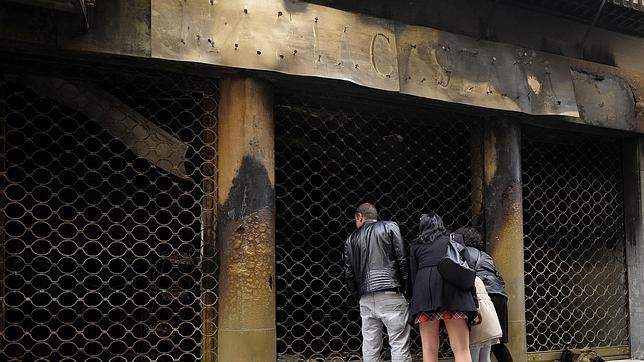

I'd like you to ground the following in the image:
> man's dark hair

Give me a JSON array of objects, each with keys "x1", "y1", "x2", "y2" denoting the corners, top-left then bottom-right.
[
  {"x1": 455, "y1": 226, "x2": 484, "y2": 250},
  {"x1": 356, "y1": 203, "x2": 378, "y2": 220}
]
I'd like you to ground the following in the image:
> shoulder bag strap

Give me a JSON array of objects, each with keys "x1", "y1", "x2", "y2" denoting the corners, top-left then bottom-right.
[{"x1": 474, "y1": 249, "x2": 482, "y2": 271}]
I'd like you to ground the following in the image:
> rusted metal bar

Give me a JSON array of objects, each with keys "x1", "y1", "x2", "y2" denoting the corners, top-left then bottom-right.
[
  {"x1": 483, "y1": 118, "x2": 527, "y2": 361},
  {"x1": 200, "y1": 88, "x2": 218, "y2": 362},
  {"x1": 623, "y1": 136, "x2": 644, "y2": 359},
  {"x1": 217, "y1": 77, "x2": 276, "y2": 361}
]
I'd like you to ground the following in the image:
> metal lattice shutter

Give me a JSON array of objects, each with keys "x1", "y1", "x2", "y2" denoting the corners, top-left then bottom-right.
[
  {"x1": 274, "y1": 95, "x2": 475, "y2": 360},
  {"x1": 522, "y1": 130, "x2": 630, "y2": 353},
  {"x1": 1, "y1": 65, "x2": 219, "y2": 361}
]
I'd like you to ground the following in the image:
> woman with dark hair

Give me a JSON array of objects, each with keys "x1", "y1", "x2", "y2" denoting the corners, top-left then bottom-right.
[
  {"x1": 456, "y1": 226, "x2": 513, "y2": 362},
  {"x1": 409, "y1": 212, "x2": 478, "y2": 362}
]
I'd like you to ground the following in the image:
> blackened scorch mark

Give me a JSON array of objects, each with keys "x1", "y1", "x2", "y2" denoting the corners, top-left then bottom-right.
[{"x1": 221, "y1": 155, "x2": 275, "y2": 222}]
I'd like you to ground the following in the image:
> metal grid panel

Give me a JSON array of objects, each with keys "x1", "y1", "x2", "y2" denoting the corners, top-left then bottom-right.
[
  {"x1": 522, "y1": 131, "x2": 629, "y2": 352},
  {"x1": 612, "y1": 0, "x2": 644, "y2": 11},
  {"x1": 500, "y1": 0, "x2": 603, "y2": 20},
  {"x1": 274, "y1": 94, "x2": 474, "y2": 360},
  {"x1": 499, "y1": 0, "x2": 644, "y2": 36},
  {"x1": 599, "y1": 6, "x2": 644, "y2": 35},
  {"x1": 1, "y1": 64, "x2": 218, "y2": 361},
  {"x1": 303, "y1": 0, "x2": 644, "y2": 36}
]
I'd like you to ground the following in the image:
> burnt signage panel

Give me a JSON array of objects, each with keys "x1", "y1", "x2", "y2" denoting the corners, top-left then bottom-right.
[
  {"x1": 151, "y1": 0, "x2": 579, "y2": 117},
  {"x1": 152, "y1": 0, "x2": 399, "y2": 92},
  {"x1": 397, "y1": 25, "x2": 580, "y2": 117}
]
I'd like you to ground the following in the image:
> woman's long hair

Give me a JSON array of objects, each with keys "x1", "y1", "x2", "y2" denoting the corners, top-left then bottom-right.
[{"x1": 414, "y1": 211, "x2": 447, "y2": 244}]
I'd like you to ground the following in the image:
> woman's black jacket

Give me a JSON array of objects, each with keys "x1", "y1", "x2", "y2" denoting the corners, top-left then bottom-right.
[{"x1": 463, "y1": 247, "x2": 507, "y2": 298}]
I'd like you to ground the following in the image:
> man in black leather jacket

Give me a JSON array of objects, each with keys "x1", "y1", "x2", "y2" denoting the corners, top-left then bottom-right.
[
  {"x1": 343, "y1": 203, "x2": 411, "y2": 362},
  {"x1": 456, "y1": 226, "x2": 513, "y2": 362}
]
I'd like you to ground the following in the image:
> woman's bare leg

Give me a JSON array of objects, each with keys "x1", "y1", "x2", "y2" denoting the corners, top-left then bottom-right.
[
  {"x1": 419, "y1": 319, "x2": 440, "y2": 362},
  {"x1": 444, "y1": 318, "x2": 472, "y2": 362}
]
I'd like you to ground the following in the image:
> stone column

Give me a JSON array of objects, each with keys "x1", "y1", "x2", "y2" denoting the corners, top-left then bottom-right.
[
  {"x1": 216, "y1": 77, "x2": 276, "y2": 361},
  {"x1": 483, "y1": 118, "x2": 527, "y2": 361}
]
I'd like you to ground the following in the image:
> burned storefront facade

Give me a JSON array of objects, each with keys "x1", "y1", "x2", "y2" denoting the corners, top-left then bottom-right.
[{"x1": 1, "y1": 0, "x2": 644, "y2": 361}]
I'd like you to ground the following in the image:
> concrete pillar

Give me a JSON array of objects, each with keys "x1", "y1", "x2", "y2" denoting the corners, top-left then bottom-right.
[
  {"x1": 200, "y1": 93, "x2": 218, "y2": 361},
  {"x1": 483, "y1": 118, "x2": 527, "y2": 361},
  {"x1": 217, "y1": 77, "x2": 276, "y2": 361},
  {"x1": 623, "y1": 136, "x2": 644, "y2": 359}
]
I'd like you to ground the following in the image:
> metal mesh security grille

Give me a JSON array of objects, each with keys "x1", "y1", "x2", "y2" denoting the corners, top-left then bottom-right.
[
  {"x1": 274, "y1": 94, "x2": 474, "y2": 360},
  {"x1": 522, "y1": 130, "x2": 629, "y2": 353},
  {"x1": 1, "y1": 64, "x2": 218, "y2": 361},
  {"x1": 498, "y1": 0, "x2": 644, "y2": 36}
]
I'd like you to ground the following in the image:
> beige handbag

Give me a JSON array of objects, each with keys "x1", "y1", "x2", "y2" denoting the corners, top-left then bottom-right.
[{"x1": 469, "y1": 277, "x2": 503, "y2": 346}]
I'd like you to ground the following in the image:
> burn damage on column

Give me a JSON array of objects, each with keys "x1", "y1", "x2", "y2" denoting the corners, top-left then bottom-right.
[
  {"x1": 483, "y1": 118, "x2": 527, "y2": 361},
  {"x1": 216, "y1": 78, "x2": 276, "y2": 361},
  {"x1": 218, "y1": 156, "x2": 276, "y2": 322}
]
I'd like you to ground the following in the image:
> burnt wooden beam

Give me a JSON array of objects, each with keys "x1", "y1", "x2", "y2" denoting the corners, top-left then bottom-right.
[
  {"x1": 0, "y1": 76, "x2": 5, "y2": 343},
  {"x1": 624, "y1": 136, "x2": 644, "y2": 359},
  {"x1": 217, "y1": 77, "x2": 276, "y2": 361},
  {"x1": 200, "y1": 88, "x2": 218, "y2": 362},
  {"x1": 470, "y1": 122, "x2": 484, "y2": 229},
  {"x1": 483, "y1": 118, "x2": 527, "y2": 361},
  {"x1": 23, "y1": 76, "x2": 190, "y2": 179}
]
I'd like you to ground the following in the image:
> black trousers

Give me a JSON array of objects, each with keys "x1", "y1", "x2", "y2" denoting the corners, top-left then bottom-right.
[
  {"x1": 491, "y1": 343, "x2": 513, "y2": 362},
  {"x1": 489, "y1": 294, "x2": 513, "y2": 361}
]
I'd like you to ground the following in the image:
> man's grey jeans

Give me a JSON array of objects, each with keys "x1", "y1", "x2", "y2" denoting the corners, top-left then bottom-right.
[{"x1": 359, "y1": 291, "x2": 411, "y2": 362}]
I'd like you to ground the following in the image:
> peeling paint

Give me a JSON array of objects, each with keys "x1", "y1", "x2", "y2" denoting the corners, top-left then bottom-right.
[
  {"x1": 571, "y1": 69, "x2": 637, "y2": 131},
  {"x1": 527, "y1": 75, "x2": 541, "y2": 95},
  {"x1": 219, "y1": 208, "x2": 275, "y2": 323}
]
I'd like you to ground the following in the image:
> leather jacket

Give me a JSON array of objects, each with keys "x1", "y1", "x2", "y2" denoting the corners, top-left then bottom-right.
[
  {"x1": 463, "y1": 247, "x2": 507, "y2": 298},
  {"x1": 343, "y1": 221, "x2": 409, "y2": 299}
]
